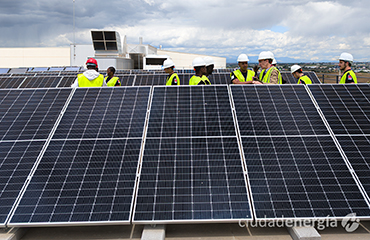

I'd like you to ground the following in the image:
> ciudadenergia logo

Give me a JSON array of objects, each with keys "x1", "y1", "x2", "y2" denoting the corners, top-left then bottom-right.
[{"x1": 341, "y1": 213, "x2": 360, "y2": 233}]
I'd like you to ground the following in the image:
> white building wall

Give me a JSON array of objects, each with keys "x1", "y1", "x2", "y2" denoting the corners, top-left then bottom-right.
[
  {"x1": 0, "y1": 48, "x2": 70, "y2": 68},
  {"x1": 157, "y1": 50, "x2": 226, "y2": 69}
]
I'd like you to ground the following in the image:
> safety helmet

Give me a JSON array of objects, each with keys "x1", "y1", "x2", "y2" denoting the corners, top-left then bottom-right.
[
  {"x1": 204, "y1": 57, "x2": 215, "y2": 66},
  {"x1": 339, "y1": 52, "x2": 354, "y2": 62},
  {"x1": 258, "y1": 51, "x2": 274, "y2": 60},
  {"x1": 237, "y1": 54, "x2": 249, "y2": 62},
  {"x1": 86, "y1": 58, "x2": 98, "y2": 68},
  {"x1": 192, "y1": 57, "x2": 206, "y2": 67},
  {"x1": 163, "y1": 59, "x2": 175, "y2": 69},
  {"x1": 290, "y1": 64, "x2": 302, "y2": 74},
  {"x1": 272, "y1": 58, "x2": 277, "y2": 65}
]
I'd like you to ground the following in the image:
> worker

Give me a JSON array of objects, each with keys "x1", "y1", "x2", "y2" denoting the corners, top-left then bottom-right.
[
  {"x1": 258, "y1": 51, "x2": 282, "y2": 84},
  {"x1": 338, "y1": 52, "x2": 357, "y2": 84},
  {"x1": 204, "y1": 57, "x2": 215, "y2": 77},
  {"x1": 230, "y1": 54, "x2": 256, "y2": 84},
  {"x1": 105, "y1": 66, "x2": 121, "y2": 86},
  {"x1": 291, "y1": 65, "x2": 312, "y2": 84},
  {"x1": 71, "y1": 58, "x2": 106, "y2": 87},
  {"x1": 163, "y1": 59, "x2": 180, "y2": 85},
  {"x1": 189, "y1": 57, "x2": 211, "y2": 85},
  {"x1": 272, "y1": 58, "x2": 277, "y2": 67}
]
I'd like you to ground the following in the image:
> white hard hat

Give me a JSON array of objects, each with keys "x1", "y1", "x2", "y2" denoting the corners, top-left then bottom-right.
[
  {"x1": 258, "y1": 51, "x2": 274, "y2": 60},
  {"x1": 237, "y1": 54, "x2": 249, "y2": 62},
  {"x1": 272, "y1": 58, "x2": 277, "y2": 65},
  {"x1": 204, "y1": 57, "x2": 214, "y2": 66},
  {"x1": 192, "y1": 57, "x2": 206, "y2": 67},
  {"x1": 291, "y1": 64, "x2": 301, "y2": 74},
  {"x1": 163, "y1": 59, "x2": 175, "y2": 69},
  {"x1": 339, "y1": 52, "x2": 354, "y2": 62}
]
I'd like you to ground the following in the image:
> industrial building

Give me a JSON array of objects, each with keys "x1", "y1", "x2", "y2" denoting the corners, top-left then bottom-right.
[{"x1": 0, "y1": 31, "x2": 226, "y2": 70}]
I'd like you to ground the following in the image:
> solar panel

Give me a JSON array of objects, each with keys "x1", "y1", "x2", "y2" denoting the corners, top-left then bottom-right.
[
  {"x1": 281, "y1": 72, "x2": 321, "y2": 84},
  {"x1": 0, "y1": 77, "x2": 25, "y2": 88},
  {"x1": 134, "y1": 74, "x2": 167, "y2": 86},
  {"x1": 19, "y1": 76, "x2": 62, "y2": 88},
  {"x1": 231, "y1": 85, "x2": 370, "y2": 219},
  {"x1": 0, "y1": 141, "x2": 46, "y2": 226},
  {"x1": 134, "y1": 86, "x2": 252, "y2": 223},
  {"x1": 0, "y1": 68, "x2": 10, "y2": 74},
  {"x1": 58, "y1": 76, "x2": 76, "y2": 88},
  {"x1": 208, "y1": 73, "x2": 229, "y2": 85},
  {"x1": 309, "y1": 84, "x2": 370, "y2": 135},
  {"x1": 52, "y1": 87, "x2": 150, "y2": 140},
  {"x1": 9, "y1": 87, "x2": 151, "y2": 226},
  {"x1": 242, "y1": 135, "x2": 370, "y2": 219},
  {"x1": 336, "y1": 135, "x2": 370, "y2": 195},
  {"x1": 30, "y1": 67, "x2": 49, "y2": 72},
  {"x1": 115, "y1": 75, "x2": 135, "y2": 86},
  {"x1": 231, "y1": 85, "x2": 329, "y2": 136},
  {"x1": 0, "y1": 89, "x2": 72, "y2": 141},
  {"x1": 10, "y1": 138, "x2": 142, "y2": 225}
]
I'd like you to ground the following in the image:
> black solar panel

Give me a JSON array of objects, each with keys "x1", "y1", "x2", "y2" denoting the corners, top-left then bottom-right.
[
  {"x1": 0, "y1": 141, "x2": 46, "y2": 226},
  {"x1": 231, "y1": 85, "x2": 329, "y2": 136},
  {"x1": 243, "y1": 135, "x2": 370, "y2": 218},
  {"x1": 0, "y1": 77, "x2": 25, "y2": 88},
  {"x1": 52, "y1": 87, "x2": 150, "y2": 140},
  {"x1": 0, "y1": 89, "x2": 72, "y2": 141},
  {"x1": 309, "y1": 84, "x2": 370, "y2": 135},
  {"x1": 134, "y1": 74, "x2": 167, "y2": 86},
  {"x1": 58, "y1": 76, "x2": 76, "y2": 88},
  {"x1": 134, "y1": 86, "x2": 252, "y2": 223},
  {"x1": 115, "y1": 75, "x2": 135, "y2": 86},
  {"x1": 20, "y1": 76, "x2": 62, "y2": 88},
  {"x1": 231, "y1": 85, "x2": 370, "y2": 219},
  {"x1": 281, "y1": 72, "x2": 321, "y2": 84},
  {"x1": 9, "y1": 87, "x2": 151, "y2": 226},
  {"x1": 337, "y1": 135, "x2": 370, "y2": 195},
  {"x1": 208, "y1": 73, "x2": 229, "y2": 85},
  {"x1": 10, "y1": 138, "x2": 142, "y2": 225}
]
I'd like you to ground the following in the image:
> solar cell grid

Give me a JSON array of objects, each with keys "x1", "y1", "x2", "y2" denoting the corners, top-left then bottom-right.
[
  {"x1": 0, "y1": 77, "x2": 25, "y2": 89},
  {"x1": 20, "y1": 76, "x2": 62, "y2": 88},
  {"x1": 58, "y1": 76, "x2": 76, "y2": 88},
  {"x1": 231, "y1": 85, "x2": 329, "y2": 136},
  {"x1": 337, "y1": 135, "x2": 370, "y2": 195},
  {"x1": 243, "y1": 136, "x2": 370, "y2": 219},
  {"x1": 309, "y1": 84, "x2": 370, "y2": 135},
  {"x1": 52, "y1": 87, "x2": 150, "y2": 140},
  {"x1": 0, "y1": 141, "x2": 46, "y2": 226},
  {"x1": 10, "y1": 138, "x2": 142, "y2": 225},
  {"x1": 134, "y1": 86, "x2": 252, "y2": 223},
  {"x1": 0, "y1": 89, "x2": 72, "y2": 141}
]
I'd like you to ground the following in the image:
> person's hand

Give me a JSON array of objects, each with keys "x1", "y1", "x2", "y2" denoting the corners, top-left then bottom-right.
[{"x1": 252, "y1": 81, "x2": 263, "y2": 85}]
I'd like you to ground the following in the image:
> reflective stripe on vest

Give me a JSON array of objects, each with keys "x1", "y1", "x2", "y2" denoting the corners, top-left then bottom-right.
[
  {"x1": 166, "y1": 73, "x2": 180, "y2": 85},
  {"x1": 78, "y1": 74, "x2": 104, "y2": 87},
  {"x1": 105, "y1": 76, "x2": 120, "y2": 87},
  {"x1": 231, "y1": 69, "x2": 255, "y2": 82},
  {"x1": 340, "y1": 70, "x2": 357, "y2": 84},
  {"x1": 259, "y1": 67, "x2": 282, "y2": 84},
  {"x1": 189, "y1": 75, "x2": 211, "y2": 85},
  {"x1": 297, "y1": 75, "x2": 312, "y2": 84}
]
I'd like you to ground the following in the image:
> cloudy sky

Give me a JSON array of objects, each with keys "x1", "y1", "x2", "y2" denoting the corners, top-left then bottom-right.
[{"x1": 1, "y1": 0, "x2": 369, "y2": 62}]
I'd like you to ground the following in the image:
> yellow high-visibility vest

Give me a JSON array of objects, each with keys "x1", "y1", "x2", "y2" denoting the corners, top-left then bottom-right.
[
  {"x1": 166, "y1": 73, "x2": 180, "y2": 85},
  {"x1": 189, "y1": 75, "x2": 211, "y2": 85},
  {"x1": 77, "y1": 74, "x2": 104, "y2": 87},
  {"x1": 259, "y1": 67, "x2": 282, "y2": 84},
  {"x1": 340, "y1": 70, "x2": 357, "y2": 84},
  {"x1": 105, "y1": 76, "x2": 121, "y2": 86},
  {"x1": 230, "y1": 69, "x2": 255, "y2": 83}
]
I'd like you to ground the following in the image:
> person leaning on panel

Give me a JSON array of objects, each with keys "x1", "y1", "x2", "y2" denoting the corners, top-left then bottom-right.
[
  {"x1": 338, "y1": 52, "x2": 357, "y2": 84},
  {"x1": 105, "y1": 66, "x2": 121, "y2": 86},
  {"x1": 163, "y1": 59, "x2": 180, "y2": 86},
  {"x1": 230, "y1": 54, "x2": 261, "y2": 85},
  {"x1": 258, "y1": 51, "x2": 282, "y2": 84},
  {"x1": 71, "y1": 58, "x2": 107, "y2": 87},
  {"x1": 189, "y1": 57, "x2": 211, "y2": 85},
  {"x1": 291, "y1": 65, "x2": 312, "y2": 85}
]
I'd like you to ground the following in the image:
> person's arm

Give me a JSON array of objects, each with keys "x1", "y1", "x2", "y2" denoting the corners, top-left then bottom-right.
[
  {"x1": 71, "y1": 78, "x2": 79, "y2": 88},
  {"x1": 269, "y1": 69, "x2": 279, "y2": 84}
]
